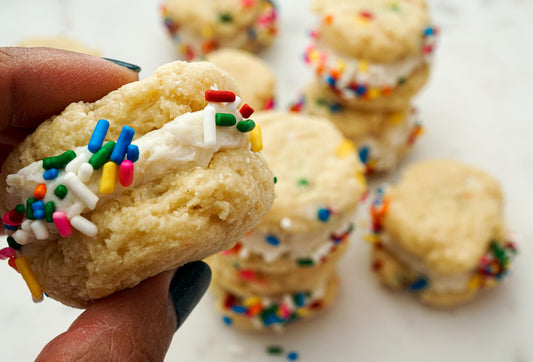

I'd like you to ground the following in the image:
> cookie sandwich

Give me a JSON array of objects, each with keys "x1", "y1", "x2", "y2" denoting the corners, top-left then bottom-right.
[{"x1": 1, "y1": 61, "x2": 275, "y2": 308}]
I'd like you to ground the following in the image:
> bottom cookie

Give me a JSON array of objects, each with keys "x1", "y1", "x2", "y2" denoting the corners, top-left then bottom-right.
[{"x1": 211, "y1": 274, "x2": 340, "y2": 332}]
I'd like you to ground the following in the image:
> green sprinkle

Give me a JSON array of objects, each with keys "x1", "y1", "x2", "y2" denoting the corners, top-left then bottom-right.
[
  {"x1": 54, "y1": 185, "x2": 68, "y2": 199},
  {"x1": 316, "y1": 98, "x2": 327, "y2": 107},
  {"x1": 266, "y1": 345, "x2": 284, "y2": 355},
  {"x1": 389, "y1": 3, "x2": 400, "y2": 11},
  {"x1": 491, "y1": 241, "x2": 508, "y2": 265},
  {"x1": 44, "y1": 201, "x2": 56, "y2": 222},
  {"x1": 218, "y1": 12, "x2": 233, "y2": 23},
  {"x1": 397, "y1": 77, "x2": 407, "y2": 85},
  {"x1": 43, "y1": 150, "x2": 76, "y2": 170},
  {"x1": 7, "y1": 236, "x2": 21, "y2": 250},
  {"x1": 273, "y1": 176, "x2": 278, "y2": 184},
  {"x1": 298, "y1": 178, "x2": 309, "y2": 186},
  {"x1": 236, "y1": 119, "x2": 255, "y2": 133},
  {"x1": 14, "y1": 204, "x2": 25, "y2": 214},
  {"x1": 215, "y1": 113, "x2": 237, "y2": 126},
  {"x1": 297, "y1": 258, "x2": 314, "y2": 267},
  {"x1": 25, "y1": 198, "x2": 36, "y2": 220},
  {"x1": 89, "y1": 141, "x2": 116, "y2": 170}
]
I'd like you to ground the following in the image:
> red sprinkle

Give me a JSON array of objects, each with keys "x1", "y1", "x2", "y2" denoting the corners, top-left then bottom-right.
[
  {"x1": 205, "y1": 90, "x2": 236, "y2": 103},
  {"x1": 359, "y1": 10, "x2": 374, "y2": 20},
  {"x1": 8, "y1": 257, "x2": 19, "y2": 273},
  {"x1": 239, "y1": 104, "x2": 254, "y2": 118},
  {"x1": 8, "y1": 209, "x2": 24, "y2": 225}
]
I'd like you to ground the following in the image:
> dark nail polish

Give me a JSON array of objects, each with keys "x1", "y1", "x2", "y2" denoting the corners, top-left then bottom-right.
[
  {"x1": 169, "y1": 261, "x2": 212, "y2": 330},
  {"x1": 102, "y1": 58, "x2": 141, "y2": 73}
]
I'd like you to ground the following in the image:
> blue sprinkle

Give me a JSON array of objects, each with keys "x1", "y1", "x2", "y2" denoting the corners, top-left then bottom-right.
[
  {"x1": 247, "y1": 27, "x2": 257, "y2": 40},
  {"x1": 287, "y1": 351, "x2": 299, "y2": 361},
  {"x1": 424, "y1": 27, "x2": 434, "y2": 36},
  {"x1": 409, "y1": 277, "x2": 428, "y2": 291},
  {"x1": 326, "y1": 76, "x2": 336, "y2": 86},
  {"x1": 231, "y1": 306, "x2": 247, "y2": 314},
  {"x1": 356, "y1": 85, "x2": 367, "y2": 96},
  {"x1": 32, "y1": 200, "x2": 45, "y2": 219},
  {"x1": 126, "y1": 144, "x2": 139, "y2": 162},
  {"x1": 222, "y1": 316, "x2": 232, "y2": 325},
  {"x1": 33, "y1": 210, "x2": 45, "y2": 219},
  {"x1": 3, "y1": 224, "x2": 18, "y2": 231},
  {"x1": 110, "y1": 125, "x2": 135, "y2": 164},
  {"x1": 317, "y1": 208, "x2": 331, "y2": 222},
  {"x1": 294, "y1": 293, "x2": 305, "y2": 307},
  {"x1": 330, "y1": 103, "x2": 342, "y2": 113},
  {"x1": 262, "y1": 312, "x2": 281, "y2": 326},
  {"x1": 266, "y1": 234, "x2": 280, "y2": 246},
  {"x1": 43, "y1": 168, "x2": 59, "y2": 180},
  {"x1": 88, "y1": 119, "x2": 110, "y2": 153},
  {"x1": 358, "y1": 146, "x2": 370, "y2": 164}
]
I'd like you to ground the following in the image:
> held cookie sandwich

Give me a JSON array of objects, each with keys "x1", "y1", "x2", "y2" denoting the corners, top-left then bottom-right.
[
  {"x1": 367, "y1": 160, "x2": 517, "y2": 307},
  {"x1": 0, "y1": 61, "x2": 275, "y2": 308},
  {"x1": 209, "y1": 111, "x2": 366, "y2": 330},
  {"x1": 161, "y1": 0, "x2": 278, "y2": 61}
]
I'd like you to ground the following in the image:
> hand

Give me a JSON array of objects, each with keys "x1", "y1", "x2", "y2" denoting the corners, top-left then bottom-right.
[{"x1": 0, "y1": 47, "x2": 212, "y2": 361}]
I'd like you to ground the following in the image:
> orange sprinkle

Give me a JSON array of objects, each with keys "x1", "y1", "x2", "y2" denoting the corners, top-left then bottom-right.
[
  {"x1": 382, "y1": 87, "x2": 393, "y2": 96},
  {"x1": 33, "y1": 183, "x2": 47, "y2": 200},
  {"x1": 323, "y1": 14, "x2": 334, "y2": 24}
]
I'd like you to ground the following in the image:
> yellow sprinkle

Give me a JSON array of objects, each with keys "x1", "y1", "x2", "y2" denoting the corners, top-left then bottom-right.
[
  {"x1": 467, "y1": 274, "x2": 482, "y2": 291},
  {"x1": 364, "y1": 234, "x2": 379, "y2": 243},
  {"x1": 388, "y1": 111, "x2": 406, "y2": 124},
  {"x1": 355, "y1": 16, "x2": 371, "y2": 26},
  {"x1": 358, "y1": 60, "x2": 368, "y2": 73},
  {"x1": 243, "y1": 296, "x2": 261, "y2": 307},
  {"x1": 485, "y1": 278, "x2": 499, "y2": 289},
  {"x1": 15, "y1": 257, "x2": 43, "y2": 300},
  {"x1": 355, "y1": 171, "x2": 367, "y2": 189},
  {"x1": 250, "y1": 124, "x2": 263, "y2": 152},
  {"x1": 100, "y1": 161, "x2": 117, "y2": 194},
  {"x1": 296, "y1": 308, "x2": 309, "y2": 317},
  {"x1": 309, "y1": 49, "x2": 320, "y2": 63},
  {"x1": 368, "y1": 88, "x2": 380, "y2": 99},
  {"x1": 336, "y1": 139, "x2": 355, "y2": 158},
  {"x1": 201, "y1": 25, "x2": 214, "y2": 38},
  {"x1": 337, "y1": 60, "x2": 346, "y2": 73}
]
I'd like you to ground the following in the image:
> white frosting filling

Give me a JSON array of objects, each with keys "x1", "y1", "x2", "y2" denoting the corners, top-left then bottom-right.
[
  {"x1": 314, "y1": 41, "x2": 425, "y2": 89},
  {"x1": 6, "y1": 100, "x2": 250, "y2": 244},
  {"x1": 238, "y1": 218, "x2": 354, "y2": 263},
  {"x1": 380, "y1": 233, "x2": 473, "y2": 293}
]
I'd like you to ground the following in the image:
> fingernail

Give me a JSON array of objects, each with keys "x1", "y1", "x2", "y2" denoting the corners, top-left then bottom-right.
[
  {"x1": 102, "y1": 57, "x2": 141, "y2": 73},
  {"x1": 169, "y1": 261, "x2": 211, "y2": 330}
]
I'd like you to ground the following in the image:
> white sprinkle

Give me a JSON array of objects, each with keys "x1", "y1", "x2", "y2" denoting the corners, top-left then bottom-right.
[
  {"x1": 227, "y1": 344, "x2": 248, "y2": 358},
  {"x1": 77, "y1": 162, "x2": 94, "y2": 183},
  {"x1": 30, "y1": 220, "x2": 49, "y2": 240},
  {"x1": 65, "y1": 152, "x2": 89, "y2": 174},
  {"x1": 13, "y1": 230, "x2": 30, "y2": 245},
  {"x1": 63, "y1": 172, "x2": 99, "y2": 210},
  {"x1": 228, "y1": 96, "x2": 242, "y2": 111},
  {"x1": 21, "y1": 219, "x2": 32, "y2": 232},
  {"x1": 70, "y1": 215, "x2": 98, "y2": 237},
  {"x1": 203, "y1": 105, "x2": 217, "y2": 147},
  {"x1": 280, "y1": 217, "x2": 292, "y2": 230}
]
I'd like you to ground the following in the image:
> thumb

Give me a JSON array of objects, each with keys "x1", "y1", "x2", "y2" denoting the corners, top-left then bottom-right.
[{"x1": 36, "y1": 261, "x2": 211, "y2": 362}]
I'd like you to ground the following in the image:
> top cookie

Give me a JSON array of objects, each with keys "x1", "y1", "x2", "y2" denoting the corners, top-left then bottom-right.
[
  {"x1": 314, "y1": 0, "x2": 432, "y2": 63},
  {"x1": 1, "y1": 61, "x2": 275, "y2": 307},
  {"x1": 382, "y1": 160, "x2": 506, "y2": 275}
]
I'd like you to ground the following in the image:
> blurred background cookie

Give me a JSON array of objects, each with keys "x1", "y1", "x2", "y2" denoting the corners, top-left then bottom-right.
[
  {"x1": 206, "y1": 48, "x2": 276, "y2": 111},
  {"x1": 16, "y1": 35, "x2": 101, "y2": 56},
  {"x1": 161, "y1": 0, "x2": 278, "y2": 60},
  {"x1": 368, "y1": 160, "x2": 517, "y2": 307},
  {"x1": 209, "y1": 111, "x2": 366, "y2": 330}
]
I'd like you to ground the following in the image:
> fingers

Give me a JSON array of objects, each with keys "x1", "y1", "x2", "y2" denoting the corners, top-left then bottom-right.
[
  {"x1": 36, "y1": 261, "x2": 211, "y2": 361},
  {"x1": 0, "y1": 47, "x2": 139, "y2": 133}
]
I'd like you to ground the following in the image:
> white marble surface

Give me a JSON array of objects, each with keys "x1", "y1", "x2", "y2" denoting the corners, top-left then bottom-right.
[{"x1": 1, "y1": 0, "x2": 532, "y2": 361}]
